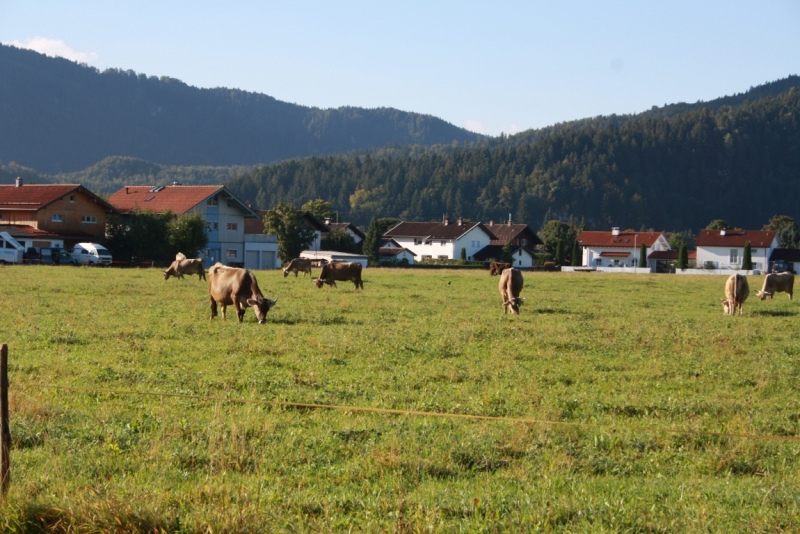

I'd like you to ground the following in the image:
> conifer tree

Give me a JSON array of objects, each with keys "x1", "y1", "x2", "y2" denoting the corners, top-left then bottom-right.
[
  {"x1": 677, "y1": 244, "x2": 688, "y2": 270},
  {"x1": 742, "y1": 241, "x2": 753, "y2": 270},
  {"x1": 363, "y1": 218, "x2": 381, "y2": 265},
  {"x1": 571, "y1": 240, "x2": 580, "y2": 266},
  {"x1": 639, "y1": 242, "x2": 647, "y2": 269}
]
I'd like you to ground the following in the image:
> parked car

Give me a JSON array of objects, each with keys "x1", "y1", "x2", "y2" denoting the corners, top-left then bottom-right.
[
  {"x1": 40, "y1": 247, "x2": 77, "y2": 266},
  {"x1": 0, "y1": 232, "x2": 25, "y2": 264},
  {"x1": 23, "y1": 247, "x2": 42, "y2": 264},
  {"x1": 72, "y1": 243, "x2": 113, "y2": 266}
]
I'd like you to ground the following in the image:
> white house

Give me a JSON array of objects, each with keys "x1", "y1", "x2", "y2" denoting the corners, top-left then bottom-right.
[
  {"x1": 378, "y1": 238, "x2": 417, "y2": 265},
  {"x1": 577, "y1": 228, "x2": 671, "y2": 270},
  {"x1": 300, "y1": 250, "x2": 369, "y2": 268},
  {"x1": 472, "y1": 244, "x2": 535, "y2": 269},
  {"x1": 694, "y1": 229, "x2": 777, "y2": 271},
  {"x1": 383, "y1": 218, "x2": 495, "y2": 260}
]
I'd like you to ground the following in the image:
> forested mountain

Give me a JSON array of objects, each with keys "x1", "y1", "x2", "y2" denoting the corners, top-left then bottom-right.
[
  {"x1": 0, "y1": 44, "x2": 480, "y2": 174},
  {"x1": 226, "y1": 87, "x2": 800, "y2": 233}
]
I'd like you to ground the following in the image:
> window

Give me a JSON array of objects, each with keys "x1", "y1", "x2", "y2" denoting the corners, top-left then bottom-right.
[
  {"x1": 438, "y1": 255, "x2": 448, "y2": 259},
  {"x1": 69, "y1": 195, "x2": 76, "y2": 203},
  {"x1": 81, "y1": 215, "x2": 97, "y2": 224},
  {"x1": 205, "y1": 222, "x2": 211, "y2": 230},
  {"x1": 227, "y1": 223, "x2": 238, "y2": 231},
  {"x1": 730, "y1": 249, "x2": 739, "y2": 264},
  {"x1": 421, "y1": 255, "x2": 432, "y2": 259},
  {"x1": 207, "y1": 196, "x2": 219, "y2": 206},
  {"x1": 226, "y1": 250, "x2": 237, "y2": 258},
  {"x1": 0, "y1": 213, "x2": 3, "y2": 220},
  {"x1": 425, "y1": 240, "x2": 432, "y2": 246},
  {"x1": 440, "y1": 240, "x2": 446, "y2": 246},
  {"x1": 518, "y1": 249, "x2": 522, "y2": 256},
  {"x1": 213, "y1": 222, "x2": 218, "y2": 230},
  {"x1": 414, "y1": 239, "x2": 423, "y2": 245},
  {"x1": 51, "y1": 214, "x2": 63, "y2": 222}
]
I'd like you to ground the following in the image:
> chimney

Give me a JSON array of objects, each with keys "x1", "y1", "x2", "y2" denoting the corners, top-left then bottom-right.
[
  {"x1": 611, "y1": 227, "x2": 620, "y2": 236},
  {"x1": 15, "y1": 177, "x2": 22, "y2": 187},
  {"x1": 720, "y1": 229, "x2": 726, "y2": 236},
  {"x1": 172, "y1": 181, "x2": 182, "y2": 186},
  {"x1": 125, "y1": 187, "x2": 129, "y2": 194},
  {"x1": 489, "y1": 220, "x2": 494, "y2": 226},
  {"x1": 444, "y1": 217, "x2": 449, "y2": 226},
  {"x1": 457, "y1": 217, "x2": 463, "y2": 225},
  {"x1": 508, "y1": 213, "x2": 512, "y2": 226}
]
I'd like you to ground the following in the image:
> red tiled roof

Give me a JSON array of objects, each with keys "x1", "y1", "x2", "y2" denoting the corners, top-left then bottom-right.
[
  {"x1": 648, "y1": 250, "x2": 697, "y2": 260},
  {"x1": 576, "y1": 231, "x2": 665, "y2": 248},
  {"x1": 108, "y1": 185, "x2": 225, "y2": 214},
  {"x1": 0, "y1": 224, "x2": 61, "y2": 238},
  {"x1": 694, "y1": 229, "x2": 776, "y2": 248},
  {"x1": 599, "y1": 251, "x2": 631, "y2": 257},
  {"x1": 0, "y1": 184, "x2": 102, "y2": 211}
]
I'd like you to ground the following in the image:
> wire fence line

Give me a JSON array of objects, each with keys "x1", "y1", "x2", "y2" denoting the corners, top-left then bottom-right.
[{"x1": 17, "y1": 383, "x2": 800, "y2": 444}]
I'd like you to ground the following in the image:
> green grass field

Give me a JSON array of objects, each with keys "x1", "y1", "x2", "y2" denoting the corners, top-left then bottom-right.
[{"x1": 0, "y1": 266, "x2": 798, "y2": 532}]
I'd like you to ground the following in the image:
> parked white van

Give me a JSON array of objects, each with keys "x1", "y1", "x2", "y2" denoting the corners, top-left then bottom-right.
[
  {"x1": 72, "y1": 243, "x2": 113, "y2": 266},
  {"x1": 0, "y1": 232, "x2": 25, "y2": 264}
]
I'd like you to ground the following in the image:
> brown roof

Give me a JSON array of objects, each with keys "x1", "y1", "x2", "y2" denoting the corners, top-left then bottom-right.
[
  {"x1": 379, "y1": 247, "x2": 416, "y2": 257},
  {"x1": 244, "y1": 210, "x2": 268, "y2": 234},
  {"x1": 108, "y1": 185, "x2": 258, "y2": 216},
  {"x1": 485, "y1": 223, "x2": 543, "y2": 246},
  {"x1": 327, "y1": 222, "x2": 365, "y2": 239},
  {"x1": 576, "y1": 231, "x2": 665, "y2": 248},
  {"x1": 694, "y1": 229, "x2": 776, "y2": 248},
  {"x1": 384, "y1": 221, "x2": 491, "y2": 240},
  {"x1": 0, "y1": 184, "x2": 115, "y2": 212}
]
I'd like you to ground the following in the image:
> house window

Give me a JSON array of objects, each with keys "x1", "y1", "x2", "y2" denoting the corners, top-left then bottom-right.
[
  {"x1": 227, "y1": 223, "x2": 238, "y2": 231},
  {"x1": 213, "y1": 222, "x2": 218, "y2": 230},
  {"x1": 595, "y1": 258, "x2": 602, "y2": 266},
  {"x1": 518, "y1": 249, "x2": 522, "y2": 256},
  {"x1": 438, "y1": 255, "x2": 448, "y2": 259},
  {"x1": 730, "y1": 249, "x2": 739, "y2": 264},
  {"x1": 425, "y1": 240, "x2": 432, "y2": 246},
  {"x1": 414, "y1": 239, "x2": 422, "y2": 245},
  {"x1": 51, "y1": 214, "x2": 63, "y2": 222},
  {"x1": 421, "y1": 255, "x2": 432, "y2": 259},
  {"x1": 440, "y1": 240, "x2": 446, "y2": 246},
  {"x1": 226, "y1": 250, "x2": 237, "y2": 258},
  {"x1": 69, "y1": 195, "x2": 76, "y2": 203},
  {"x1": 205, "y1": 222, "x2": 211, "y2": 231},
  {"x1": 522, "y1": 238, "x2": 527, "y2": 246},
  {"x1": 81, "y1": 215, "x2": 97, "y2": 224},
  {"x1": 207, "y1": 196, "x2": 219, "y2": 206},
  {"x1": 0, "y1": 213, "x2": 3, "y2": 220}
]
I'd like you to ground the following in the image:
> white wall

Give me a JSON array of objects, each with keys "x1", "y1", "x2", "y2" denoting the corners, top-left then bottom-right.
[{"x1": 695, "y1": 246, "x2": 771, "y2": 271}]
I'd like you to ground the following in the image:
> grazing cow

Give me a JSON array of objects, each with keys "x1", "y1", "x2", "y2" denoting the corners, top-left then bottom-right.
[
  {"x1": 499, "y1": 267, "x2": 524, "y2": 314},
  {"x1": 489, "y1": 262, "x2": 512, "y2": 276},
  {"x1": 175, "y1": 252, "x2": 187, "y2": 261},
  {"x1": 283, "y1": 257, "x2": 313, "y2": 278},
  {"x1": 756, "y1": 272, "x2": 794, "y2": 300},
  {"x1": 164, "y1": 258, "x2": 206, "y2": 280},
  {"x1": 722, "y1": 274, "x2": 749, "y2": 315},
  {"x1": 208, "y1": 263, "x2": 277, "y2": 323},
  {"x1": 314, "y1": 261, "x2": 364, "y2": 289}
]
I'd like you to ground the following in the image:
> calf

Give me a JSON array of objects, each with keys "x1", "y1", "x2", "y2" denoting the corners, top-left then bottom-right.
[
  {"x1": 756, "y1": 272, "x2": 794, "y2": 300},
  {"x1": 314, "y1": 261, "x2": 363, "y2": 289},
  {"x1": 722, "y1": 273, "x2": 749, "y2": 315},
  {"x1": 499, "y1": 267, "x2": 524, "y2": 314},
  {"x1": 208, "y1": 263, "x2": 276, "y2": 323},
  {"x1": 489, "y1": 262, "x2": 511, "y2": 276},
  {"x1": 283, "y1": 257, "x2": 313, "y2": 278},
  {"x1": 164, "y1": 258, "x2": 206, "y2": 281}
]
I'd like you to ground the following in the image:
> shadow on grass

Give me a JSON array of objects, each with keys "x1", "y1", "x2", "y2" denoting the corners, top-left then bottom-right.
[
  {"x1": 750, "y1": 310, "x2": 797, "y2": 317},
  {"x1": 5, "y1": 501, "x2": 175, "y2": 533}
]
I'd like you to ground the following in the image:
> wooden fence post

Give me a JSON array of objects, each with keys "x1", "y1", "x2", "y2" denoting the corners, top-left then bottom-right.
[{"x1": 1, "y1": 344, "x2": 9, "y2": 496}]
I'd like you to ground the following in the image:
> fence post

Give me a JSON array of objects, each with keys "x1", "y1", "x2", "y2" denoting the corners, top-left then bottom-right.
[{"x1": 1, "y1": 344, "x2": 9, "y2": 496}]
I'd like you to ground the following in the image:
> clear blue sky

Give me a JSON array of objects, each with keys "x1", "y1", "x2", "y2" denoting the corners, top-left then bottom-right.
[{"x1": 2, "y1": 1, "x2": 799, "y2": 136}]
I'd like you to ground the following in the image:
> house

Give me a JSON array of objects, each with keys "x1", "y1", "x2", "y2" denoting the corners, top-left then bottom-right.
[
  {"x1": 383, "y1": 218, "x2": 495, "y2": 260},
  {"x1": 472, "y1": 244, "x2": 535, "y2": 269},
  {"x1": 301, "y1": 212, "x2": 330, "y2": 252},
  {"x1": 0, "y1": 178, "x2": 117, "y2": 248},
  {"x1": 769, "y1": 248, "x2": 800, "y2": 273},
  {"x1": 694, "y1": 229, "x2": 777, "y2": 271},
  {"x1": 577, "y1": 228, "x2": 671, "y2": 270},
  {"x1": 647, "y1": 249, "x2": 697, "y2": 273},
  {"x1": 378, "y1": 238, "x2": 417, "y2": 265},
  {"x1": 300, "y1": 250, "x2": 369, "y2": 268},
  {"x1": 242, "y1": 210, "x2": 279, "y2": 271},
  {"x1": 325, "y1": 221, "x2": 365, "y2": 252},
  {"x1": 108, "y1": 184, "x2": 259, "y2": 267},
  {"x1": 0, "y1": 224, "x2": 65, "y2": 250},
  {"x1": 474, "y1": 219, "x2": 543, "y2": 269}
]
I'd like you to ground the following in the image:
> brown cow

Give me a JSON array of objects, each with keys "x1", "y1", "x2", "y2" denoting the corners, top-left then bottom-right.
[
  {"x1": 489, "y1": 262, "x2": 511, "y2": 276},
  {"x1": 722, "y1": 273, "x2": 749, "y2": 315},
  {"x1": 283, "y1": 257, "x2": 313, "y2": 278},
  {"x1": 756, "y1": 272, "x2": 794, "y2": 300},
  {"x1": 314, "y1": 261, "x2": 363, "y2": 289},
  {"x1": 499, "y1": 267, "x2": 524, "y2": 314},
  {"x1": 208, "y1": 263, "x2": 276, "y2": 323},
  {"x1": 164, "y1": 258, "x2": 206, "y2": 280}
]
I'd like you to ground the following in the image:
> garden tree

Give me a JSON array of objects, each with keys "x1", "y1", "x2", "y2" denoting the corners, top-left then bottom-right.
[
  {"x1": 571, "y1": 240, "x2": 581, "y2": 266},
  {"x1": 362, "y1": 218, "x2": 381, "y2": 264},
  {"x1": 168, "y1": 212, "x2": 208, "y2": 258},
  {"x1": 742, "y1": 241, "x2": 753, "y2": 270},
  {"x1": 668, "y1": 230, "x2": 696, "y2": 251},
  {"x1": 264, "y1": 203, "x2": 316, "y2": 263},
  {"x1": 677, "y1": 244, "x2": 688, "y2": 270},
  {"x1": 501, "y1": 242, "x2": 514, "y2": 264},
  {"x1": 460, "y1": 247, "x2": 467, "y2": 261},
  {"x1": 321, "y1": 227, "x2": 357, "y2": 253},
  {"x1": 301, "y1": 199, "x2": 335, "y2": 222},
  {"x1": 762, "y1": 215, "x2": 800, "y2": 248},
  {"x1": 539, "y1": 220, "x2": 577, "y2": 255},
  {"x1": 639, "y1": 242, "x2": 647, "y2": 268},
  {"x1": 555, "y1": 238, "x2": 564, "y2": 265}
]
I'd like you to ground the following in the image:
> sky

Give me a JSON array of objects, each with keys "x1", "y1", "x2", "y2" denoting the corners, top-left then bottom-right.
[{"x1": 2, "y1": 1, "x2": 799, "y2": 136}]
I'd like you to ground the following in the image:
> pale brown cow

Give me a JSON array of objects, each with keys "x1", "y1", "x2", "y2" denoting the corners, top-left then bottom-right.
[
  {"x1": 722, "y1": 274, "x2": 749, "y2": 315},
  {"x1": 499, "y1": 267, "x2": 524, "y2": 314},
  {"x1": 283, "y1": 257, "x2": 313, "y2": 278},
  {"x1": 164, "y1": 258, "x2": 206, "y2": 280},
  {"x1": 756, "y1": 272, "x2": 794, "y2": 300},
  {"x1": 314, "y1": 261, "x2": 363, "y2": 289},
  {"x1": 489, "y1": 262, "x2": 511, "y2": 276},
  {"x1": 208, "y1": 263, "x2": 276, "y2": 323}
]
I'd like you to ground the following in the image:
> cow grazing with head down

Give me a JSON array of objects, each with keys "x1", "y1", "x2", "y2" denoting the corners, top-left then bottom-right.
[
  {"x1": 499, "y1": 267, "x2": 524, "y2": 314},
  {"x1": 164, "y1": 258, "x2": 206, "y2": 280},
  {"x1": 489, "y1": 262, "x2": 511, "y2": 276},
  {"x1": 314, "y1": 261, "x2": 363, "y2": 289},
  {"x1": 722, "y1": 274, "x2": 749, "y2": 315},
  {"x1": 283, "y1": 257, "x2": 313, "y2": 278},
  {"x1": 757, "y1": 272, "x2": 794, "y2": 300},
  {"x1": 208, "y1": 263, "x2": 277, "y2": 323}
]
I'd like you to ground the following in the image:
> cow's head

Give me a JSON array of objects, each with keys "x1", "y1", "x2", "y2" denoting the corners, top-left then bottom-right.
[
  {"x1": 247, "y1": 297, "x2": 277, "y2": 324},
  {"x1": 756, "y1": 290, "x2": 771, "y2": 301},
  {"x1": 314, "y1": 278, "x2": 325, "y2": 288},
  {"x1": 505, "y1": 297, "x2": 525, "y2": 314},
  {"x1": 283, "y1": 268, "x2": 290, "y2": 278},
  {"x1": 163, "y1": 270, "x2": 171, "y2": 280}
]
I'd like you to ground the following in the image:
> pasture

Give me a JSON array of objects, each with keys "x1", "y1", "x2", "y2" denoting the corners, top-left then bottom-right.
[{"x1": 0, "y1": 266, "x2": 798, "y2": 532}]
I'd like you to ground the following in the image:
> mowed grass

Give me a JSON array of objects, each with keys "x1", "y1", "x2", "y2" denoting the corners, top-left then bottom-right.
[{"x1": 0, "y1": 265, "x2": 798, "y2": 532}]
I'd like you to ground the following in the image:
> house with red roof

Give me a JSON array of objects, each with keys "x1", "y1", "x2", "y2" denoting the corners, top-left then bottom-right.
[
  {"x1": 694, "y1": 229, "x2": 777, "y2": 271},
  {"x1": 108, "y1": 184, "x2": 259, "y2": 267},
  {"x1": 384, "y1": 218, "x2": 495, "y2": 261},
  {"x1": 378, "y1": 238, "x2": 417, "y2": 265},
  {"x1": 0, "y1": 177, "x2": 117, "y2": 247},
  {"x1": 576, "y1": 228, "x2": 671, "y2": 270}
]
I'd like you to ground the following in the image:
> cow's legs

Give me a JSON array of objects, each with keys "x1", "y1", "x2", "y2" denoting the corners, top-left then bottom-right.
[
  {"x1": 220, "y1": 304, "x2": 228, "y2": 320},
  {"x1": 210, "y1": 297, "x2": 218, "y2": 320},
  {"x1": 234, "y1": 300, "x2": 246, "y2": 322}
]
